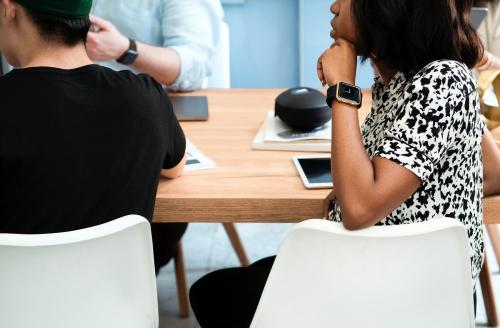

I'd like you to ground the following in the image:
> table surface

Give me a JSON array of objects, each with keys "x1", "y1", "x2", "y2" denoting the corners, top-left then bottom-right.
[{"x1": 153, "y1": 88, "x2": 500, "y2": 225}]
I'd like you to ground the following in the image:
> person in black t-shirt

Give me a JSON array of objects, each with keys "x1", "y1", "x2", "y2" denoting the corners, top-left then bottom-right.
[{"x1": 0, "y1": 0, "x2": 187, "y2": 273}]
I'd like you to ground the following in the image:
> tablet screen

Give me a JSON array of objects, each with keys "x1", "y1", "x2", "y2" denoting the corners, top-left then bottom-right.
[
  {"x1": 170, "y1": 96, "x2": 209, "y2": 121},
  {"x1": 471, "y1": 8, "x2": 488, "y2": 29},
  {"x1": 297, "y1": 158, "x2": 332, "y2": 184}
]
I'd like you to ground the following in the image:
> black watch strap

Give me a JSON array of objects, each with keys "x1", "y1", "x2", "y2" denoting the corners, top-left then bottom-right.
[
  {"x1": 326, "y1": 84, "x2": 338, "y2": 108},
  {"x1": 117, "y1": 39, "x2": 138, "y2": 65}
]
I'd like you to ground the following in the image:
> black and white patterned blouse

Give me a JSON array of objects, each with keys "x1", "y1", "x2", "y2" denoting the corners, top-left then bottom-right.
[{"x1": 329, "y1": 60, "x2": 484, "y2": 286}]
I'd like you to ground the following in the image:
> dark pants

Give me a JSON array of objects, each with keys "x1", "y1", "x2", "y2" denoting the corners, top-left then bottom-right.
[
  {"x1": 151, "y1": 223, "x2": 188, "y2": 274},
  {"x1": 190, "y1": 256, "x2": 275, "y2": 328},
  {"x1": 190, "y1": 256, "x2": 478, "y2": 328}
]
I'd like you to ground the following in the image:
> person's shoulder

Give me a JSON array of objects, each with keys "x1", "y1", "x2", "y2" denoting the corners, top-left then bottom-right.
[
  {"x1": 412, "y1": 60, "x2": 474, "y2": 91},
  {"x1": 0, "y1": 69, "x2": 26, "y2": 98},
  {"x1": 100, "y1": 67, "x2": 163, "y2": 94}
]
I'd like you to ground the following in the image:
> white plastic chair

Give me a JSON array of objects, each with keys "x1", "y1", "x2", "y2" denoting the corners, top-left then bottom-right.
[
  {"x1": 0, "y1": 215, "x2": 158, "y2": 328},
  {"x1": 1, "y1": 54, "x2": 12, "y2": 75},
  {"x1": 250, "y1": 218, "x2": 475, "y2": 328}
]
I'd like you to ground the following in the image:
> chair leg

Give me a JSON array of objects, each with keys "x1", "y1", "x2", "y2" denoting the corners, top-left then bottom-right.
[
  {"x1": 174, "y1": 242, "x2": 189, "y2": 318},
  {"x1": 487, "y1": 224, "x2": 500, "y2": 269},
  {"x1": 223, "y1": 223, "x2": 250, "y2": 267},
  {"x1": 480, "y1": 253, "x2": 498, "y2": 327}
]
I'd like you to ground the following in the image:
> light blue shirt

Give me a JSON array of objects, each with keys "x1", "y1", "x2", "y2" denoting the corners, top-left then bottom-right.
[{"x1": 92, "y1": 0, "x2": 224, "y2": 91}]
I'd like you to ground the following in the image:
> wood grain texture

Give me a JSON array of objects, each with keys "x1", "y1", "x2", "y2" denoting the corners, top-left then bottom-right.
[
  {"x1": 485, "y1": 196, "x2": 500, "y2": 224},
  {"x1": 480, "y1": 254, "x2": 499, "y2": 327},
  {"x1": 174, "y1": 242, "x2": 189, "y2": 318},
  {"x1": 153, "y1": 89, "x2": 371, "y2": 223},
  {"x1": 153, "y1": 88, "x2": 498, "y2": 225}
]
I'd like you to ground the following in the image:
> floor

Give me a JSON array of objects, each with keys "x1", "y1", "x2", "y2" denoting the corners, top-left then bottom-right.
[{"x1": 155, "y1": 223, "x2": 500, "y2": 328}]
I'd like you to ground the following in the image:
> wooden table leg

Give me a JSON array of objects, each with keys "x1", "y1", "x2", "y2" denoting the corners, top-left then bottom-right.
[
  {"x1": 480, "y1": 253, "x2": 498, "y2": 327},
  {"x1": 174, "y1": 242, "x2": 190, "y2": 318},
  {"x1": 223, "y1": 223, "x2": 250, "y2": 267},
  {"x1": 487, "y1": 224, "x2": 500, "y2": 270}
]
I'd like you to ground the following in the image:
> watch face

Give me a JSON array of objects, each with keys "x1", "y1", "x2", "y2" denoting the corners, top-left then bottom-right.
[{"x1": 339, "y1": 83, "x2": 361, "y2": 102}]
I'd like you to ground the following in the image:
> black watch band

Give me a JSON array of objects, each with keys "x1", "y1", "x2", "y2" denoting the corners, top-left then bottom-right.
[
  {"x1": 117, "y1": 39, "x2": 138, "y2": 65},
  {"x1": 326, "y1": 84, "x2": 338, "y2": 108}
]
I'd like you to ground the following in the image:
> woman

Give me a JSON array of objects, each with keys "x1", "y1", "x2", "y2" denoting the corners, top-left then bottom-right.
[{"x1": 190, "y1": 1, "x2": 488, "y2": 326}]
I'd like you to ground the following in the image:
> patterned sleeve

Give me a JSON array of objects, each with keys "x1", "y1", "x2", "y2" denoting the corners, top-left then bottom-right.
[{"x1": 373, "y1": 62, "x2": 467, "y2": 182}]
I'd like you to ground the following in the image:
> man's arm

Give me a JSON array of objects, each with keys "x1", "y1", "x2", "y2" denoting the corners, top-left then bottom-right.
[
  {"x1": 162, "y1": 152, "x2": 187, "y2": 179},
  {"x1": 86, "y1": 16, "x2": 181, "y2": 85},
  {"x1": 86, "y1": 0, "x2": 222, "y2": 90}
]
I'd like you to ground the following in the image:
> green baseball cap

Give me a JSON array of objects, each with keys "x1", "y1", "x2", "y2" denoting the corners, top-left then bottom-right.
[{"x1": 15, "y1": 0, "x2": 92, "y2": 19}]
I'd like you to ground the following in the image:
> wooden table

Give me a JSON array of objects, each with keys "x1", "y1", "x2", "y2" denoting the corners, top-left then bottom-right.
[
  {"x1": 154, "y1": 88, "x2": 500, "y2": 225},
  {"x1": 154, "y1": 88, "x2": 500, "y2": 326},
  {"x1": 153, "y1": 89, "x2": 370, "y2": 223}
]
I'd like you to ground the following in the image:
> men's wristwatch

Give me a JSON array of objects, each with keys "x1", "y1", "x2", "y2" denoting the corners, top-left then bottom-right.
[
  {"x1": 117, "y1": 39, "x2": 138, "y2": 65},
  {"x1": 326, "y1": 82, "x2": 363, "y2": 109}
]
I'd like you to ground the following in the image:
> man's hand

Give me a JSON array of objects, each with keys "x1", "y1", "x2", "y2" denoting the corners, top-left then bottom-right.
[
  {"x1": 317, "y1": 38, "x2": 357, "y2": 87},
  {"x1": 86, "y1": 15, "x2": 130, "y2": 61},
  {"x1": 323, "y1": 189, "x2": 336, "y2": 219}
]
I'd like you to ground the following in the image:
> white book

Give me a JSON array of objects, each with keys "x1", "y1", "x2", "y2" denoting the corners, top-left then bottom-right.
[
  {"x1": 252, "y1": 112, "x2": 331, "y2": 152},
  {"x1": 263, "y1": 112, "x2": 331, "y2": 142}
]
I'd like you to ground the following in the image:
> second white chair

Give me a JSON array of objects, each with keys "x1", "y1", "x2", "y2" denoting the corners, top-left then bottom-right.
[{"x1": 250, "y1": 218, "x2": 475, "y2": 328}]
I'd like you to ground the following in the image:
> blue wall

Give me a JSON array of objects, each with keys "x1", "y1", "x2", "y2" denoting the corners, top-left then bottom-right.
[
  {"x1": 222, "y1": 0, "x2": 374, "y2": 89},
  {"x1": 222, "y1": 0, "x2": 300, "y2": 88}
]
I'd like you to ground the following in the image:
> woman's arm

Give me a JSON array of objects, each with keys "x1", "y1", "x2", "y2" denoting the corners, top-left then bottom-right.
[
  {"x1": 483, "y1": 130, "x2": 500, "y2": 197},
  {"x1": 318, "y1": 39, "x2": 421, "y2": 230},
  {"x1": 476, "y1": 51, "x2": 500, "y2": 71}
]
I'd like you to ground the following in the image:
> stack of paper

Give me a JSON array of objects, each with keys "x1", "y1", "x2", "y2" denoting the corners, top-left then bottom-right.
[
  {"x1": 185, "y1": 140, "x2": 216, "y2": 172},
  {"x1": 252, "y1": 112, "x2": 331, "y2": 152}
]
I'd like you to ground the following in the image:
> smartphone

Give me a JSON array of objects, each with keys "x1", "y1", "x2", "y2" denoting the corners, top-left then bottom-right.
[{"x1": 293, "y1": 156, "x2": 333, "y2": 189}]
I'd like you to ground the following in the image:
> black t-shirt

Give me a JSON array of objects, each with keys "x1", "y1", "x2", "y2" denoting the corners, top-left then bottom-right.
[{"x1": 0, "y1": 65, "x2": 185, "y2": 234}]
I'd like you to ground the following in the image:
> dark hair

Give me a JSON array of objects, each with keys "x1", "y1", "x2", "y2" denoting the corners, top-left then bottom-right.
[
  {"x1": 352, "y1": 0, "x2": 484, "y2": 73},
  {"x1": 20, "y1": 5, "x2": 90, "y2": 46}
]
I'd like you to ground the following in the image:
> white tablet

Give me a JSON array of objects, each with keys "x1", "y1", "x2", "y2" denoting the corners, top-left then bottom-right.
[{"x1": 293, "y1": 156, "x2": 333, "y2": 189}]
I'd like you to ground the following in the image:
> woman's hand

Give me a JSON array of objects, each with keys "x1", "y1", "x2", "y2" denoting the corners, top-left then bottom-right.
[
  {"x1": 86, "y1": 15, "x2": 129, "y2": 61},
  {"x1": 317, "y1": 38, "x2": 357, "y2": 87}
]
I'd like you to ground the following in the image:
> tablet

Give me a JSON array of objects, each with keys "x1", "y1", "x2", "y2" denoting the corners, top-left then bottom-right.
[
  {"x1": 170, "y1": 96, "x2": 209, "y2": 121},
  {"x1": 293, "y1": 156, "x2": 333, "y2": 189},
  {"x1": 471, "y1": 7, "x2": 488, "y2": 29}
]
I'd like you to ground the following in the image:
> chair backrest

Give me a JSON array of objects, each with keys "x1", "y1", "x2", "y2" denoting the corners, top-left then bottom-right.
[
  {"x1": 0, "y1": 215, "x2": 158, "y2": 328},
  {"x1": 205, "y1": 21, "x2": 230, "y2": 88},
  {"x1": 250, "y1": 218, "x2": 475, "y2": 328},
  {"x1": 1, "y1": 54, "x2": 12, "y2": 76}
]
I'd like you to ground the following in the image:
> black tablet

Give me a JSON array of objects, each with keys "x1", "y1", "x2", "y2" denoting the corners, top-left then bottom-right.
[
  {"x1": 170, "y1": 96, "x2": 209, "y2": 121},
  {"x1": 472, "y1": 7, "x2": 488, "y2": 29},
  {"x1": 293, "y1": 156, "x2": 333, "y2": 189}
]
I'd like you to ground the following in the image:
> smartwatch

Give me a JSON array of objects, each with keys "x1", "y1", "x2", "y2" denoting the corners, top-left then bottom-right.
[
  {"x1": 326, "y1": 82, "x2": 363, "y2": 109},
  {"x1": 117, "y1": 39, "x2": 138, "y2": 65}
]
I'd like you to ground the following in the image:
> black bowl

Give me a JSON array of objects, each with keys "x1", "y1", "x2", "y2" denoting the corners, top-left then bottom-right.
[{"x1": 275, "y1": 87, "x2": 331, "y2": 132}]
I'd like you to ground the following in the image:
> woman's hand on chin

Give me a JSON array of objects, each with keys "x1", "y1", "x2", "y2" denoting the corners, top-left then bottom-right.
[{"x1": 317, "y1": 38, "x2": 357, "y2": 87}]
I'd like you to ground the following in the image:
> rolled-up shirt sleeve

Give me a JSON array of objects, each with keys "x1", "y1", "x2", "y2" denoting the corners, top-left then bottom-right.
[
  {"x1": 162, "y1": 0, "x2": 223, "y2": 91},
  {"x1": 373, "y1": 66, "x2": 467, "y2": 182}
]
